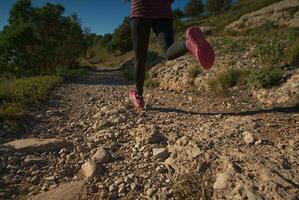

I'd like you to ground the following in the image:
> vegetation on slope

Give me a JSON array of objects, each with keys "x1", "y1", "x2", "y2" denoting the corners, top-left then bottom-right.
[{"x1": 0, "y1": 75, "x2": 62, "y2": 121}]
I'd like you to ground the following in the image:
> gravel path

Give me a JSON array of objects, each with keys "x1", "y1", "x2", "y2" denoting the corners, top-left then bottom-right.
[{"x1": 1, "y1": 68, "x2": 298, "y2": 200}]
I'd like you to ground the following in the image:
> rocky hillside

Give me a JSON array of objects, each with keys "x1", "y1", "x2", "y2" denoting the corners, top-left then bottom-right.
[
  {"x1": 226, "y1": 0, "x2": 299, "y2": 31},
  {"x1": 149, "y1": 36, "x2": 299, "y2": 108}
]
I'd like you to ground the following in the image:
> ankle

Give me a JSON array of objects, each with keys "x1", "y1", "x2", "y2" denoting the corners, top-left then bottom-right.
[{"x1": 136, "y1": 94, "x2": 143, "y2": 99}]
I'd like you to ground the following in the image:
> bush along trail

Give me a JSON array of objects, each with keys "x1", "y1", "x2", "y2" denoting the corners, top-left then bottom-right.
[{"x1": 0, "y1": 66, "x2": 298, "y2": 200}]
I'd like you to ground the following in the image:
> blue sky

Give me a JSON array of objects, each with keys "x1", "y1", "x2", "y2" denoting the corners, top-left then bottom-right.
[{"x1": 0, "y1": 0, "x2": 207, "y2": 35}]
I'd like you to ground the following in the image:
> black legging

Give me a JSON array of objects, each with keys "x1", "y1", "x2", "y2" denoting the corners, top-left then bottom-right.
[{"x1": 131, "y1": 18, "x2": 187, "y2": 96}]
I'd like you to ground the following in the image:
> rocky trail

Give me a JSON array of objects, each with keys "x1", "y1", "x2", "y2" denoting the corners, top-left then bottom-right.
[{"x1": 0, "y1": 67, "x2": 299, "y2": 200}]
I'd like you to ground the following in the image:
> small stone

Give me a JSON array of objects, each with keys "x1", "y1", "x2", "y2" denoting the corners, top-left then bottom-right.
[
  {"x1": 114, "y1": 178, "x2": 124, "y2": 186},
  {"x1": 152, "y1": 148, "x2": 169, "y2": 160},
  {"x1": 243, "y1": 131, "x2": 255, "y2": 144},
  {"x1": 130, "y1": 183, "x2": 137, "y2": 190},
  {"x1": 213, "y1": 172, "x2": 230, "y2": 190},
  {"x1": 255, "y1": 139, "x2": 263, "y2": 145},
  {"x1": 124, "y1": 176, "x2": 132, "y2": 184},
  {"x1": 186, "y1": 145, "x2": 202, "y2": 158},
  {"x1": 80, "y1": 159, "x2": 104, "y2": 178},
  {"x1": 41, "y1": 184, "x2": 49, "y2": 191},
  {"x1": 45, "y1": 176, "x2": 55, "y2": 181},
  {"x1": 66, "y1": 153, "x2": 76, "y2": 161},
  {"x1": 143, "y1": 151, "x2": 150, "y2": 158},
  {"x1": 176, "y1": 136, "x2": 190, "y2": 146},
  {"x1": 8, "y1": 156, "x2": 19, "y2": 164},
  {"x1": 24, "y1": 155, "x2": 47, "y2": 166},
  {"x1": 109, "y1": 184, "x2": 116, "y2": 192},
  {"x1": 31, "y1": 176, "x2": 39, "y2": 184},
  {"x1": 155, "y1": 166, "x2": 165, "y2": 173},
  {"x1": 59, "y1": 148, "x2": 69, "y2": 154},
  {"x1": 49, "y1": 184, "x2": 58, "y2": 189},
  {"x1": 146, "y1": 188, "x2": 155, "y2": 197},
  {"x1": 118, "y1": 183, "x2": 126, "y2": 194},
  {"x1": 91, "y1": 148, "x2": 111, "y2": 163},
  {"x1": 159, "y1": 191, "x2": 168, "y2": 200}
]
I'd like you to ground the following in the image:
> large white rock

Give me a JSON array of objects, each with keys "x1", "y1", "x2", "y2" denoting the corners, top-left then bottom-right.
[
  {"x1": 0, "y1": 138, "x2": 70, "y2": 152},
  {"x1": 29, "y1": 180, "x2": 85, "y2": 200}
]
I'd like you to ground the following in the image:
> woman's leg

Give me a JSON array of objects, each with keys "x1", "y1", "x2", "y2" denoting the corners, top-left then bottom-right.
[
  {"x1": 131, "y1": 18, "x2": 151, "y2": 97},
  {"x1": 152, "y1": 19, "x2": 188, "y2": 60},
  {"x1": 153, "y1": 22, "x2": 215, "y2": 69}
]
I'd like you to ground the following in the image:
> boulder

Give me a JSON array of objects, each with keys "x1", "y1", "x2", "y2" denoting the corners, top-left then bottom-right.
[{"x1": 80, "y1": 159, "x2": 105, "y2": 178}]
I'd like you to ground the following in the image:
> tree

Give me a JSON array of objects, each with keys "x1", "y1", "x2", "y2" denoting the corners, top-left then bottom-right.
[
  {"x1": 109, "y1": 17, "x2": 132, "y2": 54},
  {"x1": 0, "y1": 0, "x2": 85, "y2": 75},
  {"x1": 173, "y1": 8, "x2": 184, "y2": 20},
  {"x1": 184, "y1": 0, "x2": 204, "y2": 18},
  {"x1": 9, "y1": 0, "x2": 33, "y2": 25},
  {"x1": 205, "y1": 0, "x2": 230, "y2": 14}
]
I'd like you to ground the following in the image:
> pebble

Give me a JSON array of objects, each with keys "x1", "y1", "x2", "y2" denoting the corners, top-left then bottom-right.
[
  {"x1": 243, "y1": 131, "x2": 255, "y2": 144},
  {"x1": 152, "y1": 148, "x2": 169, "y2": 160},
  {"x1": 45, "y1": 176, "x2": 55, "y2": 181},
  {"x1": 31, "y1": 176, "x2": 39, "y2": 184},
  {"x1": 109, "y1": 184, "x2": 116, "y2": 192},
  {"x1": 146, "y1": 188, "x2": 155, "y2": 197},
  {"x1": 91, "y1": 148, "x2": 111, "y2": 163},
  {"x1": 118, "y1": 183, "x2": 126, "y2": 194},
  {"x1": 130, "y1": 183, "x2": 137, "y2": 190},
  {"x1": 114, "y1": 178, "x2": 124, "y2": 186}
]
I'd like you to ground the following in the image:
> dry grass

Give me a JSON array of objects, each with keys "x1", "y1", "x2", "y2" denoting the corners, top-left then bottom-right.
[
  {"x1": 0, "y1": 75, "x2": 62, "y2": 121},
  {"x1": 172, "y1": 170, "x2": 214, "y2": 200}
]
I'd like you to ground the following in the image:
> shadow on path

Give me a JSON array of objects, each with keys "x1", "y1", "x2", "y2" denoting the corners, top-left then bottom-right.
[
  {"x1": 149, "y1": 105, "x2": 299, "y2": 116},
  {"x1": 69, "y1": 67, "x2": 132, "y2": 86}
]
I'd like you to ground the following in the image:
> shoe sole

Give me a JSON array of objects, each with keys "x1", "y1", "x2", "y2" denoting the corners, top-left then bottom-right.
[{"x1": 186, "y1": 27, "x2": 215, "y2": 69}]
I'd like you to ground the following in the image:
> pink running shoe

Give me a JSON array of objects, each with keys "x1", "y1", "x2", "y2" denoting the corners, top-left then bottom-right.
[
  {"x1": 186, "y1": 27, "x2": 215, "y2": 70},
  {"x1": 129, "y1": 89, "x2": 145, "y2": 109}
]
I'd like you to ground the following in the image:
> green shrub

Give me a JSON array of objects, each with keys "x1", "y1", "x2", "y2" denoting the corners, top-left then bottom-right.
[
  {"x1": 286, "y1": 39, "x2": 299, "y2": 66},
  {"x1": 287, "y1": 28, "x2": 299, "y2": 44},
  {"x1": 286, "y1": 28, "x2": 299, "y2": 66},
  {"x1": 247, "y1": 22, "x2": 279, "y2": 39},
  {"x1": 221, "y1": 38, "x2": 245, "y2": 52},
  {"x1": 0, "y1": 1, "x2": 86, "y2": 76},
  {"x1": 0, "y1": 75, "x2": 62, "y2": 121},
  {"x1": 208, "y1": 68, "x2": 247, "y2": 94},
  {"x1": 256, "y1": 38, "x2": 284, "y2": 67},
  {"x1": 247, "y1": 67, "x2": 283, "y2": 89},
  {"x1": 287, "y1": 6, "x2": 299, "y2": 16}
]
